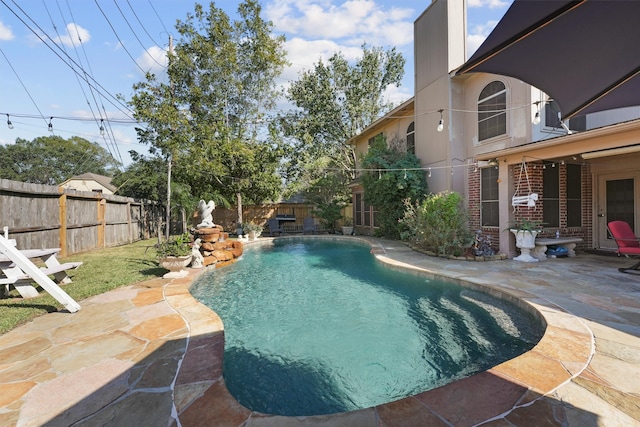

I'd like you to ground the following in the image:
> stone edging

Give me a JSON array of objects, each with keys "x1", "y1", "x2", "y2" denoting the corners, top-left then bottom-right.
[{"x1": 166, "y1": 237, "x2": 594, "y2": 426}]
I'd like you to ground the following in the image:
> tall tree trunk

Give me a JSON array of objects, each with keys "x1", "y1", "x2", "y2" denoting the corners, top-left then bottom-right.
[
  {"x1": 237, "y1": 193, "x2": 243, "y2": 225},
  {"x1": 165, "y1": 154, "x2": 172, "y2": 239}
]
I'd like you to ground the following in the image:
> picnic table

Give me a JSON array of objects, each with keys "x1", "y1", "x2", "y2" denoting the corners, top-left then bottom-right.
[{"x1": 0, "y1": 234, "x2": 81, "y2": 312}]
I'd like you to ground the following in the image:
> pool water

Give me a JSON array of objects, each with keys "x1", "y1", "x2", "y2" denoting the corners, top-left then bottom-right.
[{"x1": 190, "y1": 239, "x2": 543, "y2": 416}]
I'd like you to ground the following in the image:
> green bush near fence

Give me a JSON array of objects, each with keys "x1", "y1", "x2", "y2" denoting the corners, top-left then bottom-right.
[{"x1": 0, "y1": 239, "x2": 164, "y2": 335}]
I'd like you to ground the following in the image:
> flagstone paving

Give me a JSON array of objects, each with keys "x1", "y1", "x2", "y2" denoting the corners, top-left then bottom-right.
[{"x1": 1, "y1": 236, "x2": 639, "y2": 426}]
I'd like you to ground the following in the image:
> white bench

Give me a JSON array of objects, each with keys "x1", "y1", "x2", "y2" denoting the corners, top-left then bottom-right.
[{"x1": 532, "y1": 237, "x2": 583, "y2": 260}]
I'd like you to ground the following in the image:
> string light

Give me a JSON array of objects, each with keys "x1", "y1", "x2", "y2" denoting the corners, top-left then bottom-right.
[
  {"x1": 427, "y1": 168, "x2": 432, "y2": 178},
  {"x1": 437, "y1": 109, "x2": 444, "y2": 132},
  {"x1": 533, "y1": 101, "x2": 541, "y2": 125},
  {"x1": 6, "y1": 114, "x2": 13, "y2": 129}
]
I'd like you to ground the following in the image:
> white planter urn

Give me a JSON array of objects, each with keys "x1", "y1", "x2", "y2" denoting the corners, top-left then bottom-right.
[
  {"x1": 342, "y1": 226, "x2": 354, "y2": 235},
  {"x1": 510, "y1": 229, "x2": 539, "y2": 262},
  {"x1": 160, "y1": 255, "x2": 193, "y2": 278}
]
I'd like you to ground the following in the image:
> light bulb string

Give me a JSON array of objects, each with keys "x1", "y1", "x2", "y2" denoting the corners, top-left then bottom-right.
[{"x1": 324, "y1": 161, "x2": 480, "y2": 174}]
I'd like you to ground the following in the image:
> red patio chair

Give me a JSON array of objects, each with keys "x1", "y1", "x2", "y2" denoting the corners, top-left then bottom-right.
[{"x1": 607, "y1": 220, "x2": 640, "y2": 274}]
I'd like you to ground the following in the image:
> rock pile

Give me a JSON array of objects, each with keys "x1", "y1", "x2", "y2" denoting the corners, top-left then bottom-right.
[{"x1": 192, "y1": 225, "x2": 243, "y2": 267}]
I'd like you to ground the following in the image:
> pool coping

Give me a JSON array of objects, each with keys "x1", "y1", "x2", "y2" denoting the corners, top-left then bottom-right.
[{"x1": 172, "y1": 236, "x2": 596, "y2": 426}]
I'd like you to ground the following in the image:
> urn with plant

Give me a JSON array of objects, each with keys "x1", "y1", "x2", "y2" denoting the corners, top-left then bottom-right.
[
  {"x1": 341, "y1": 217, "x2": 354, "y2": 235},
  {"x1": 155, "y1": 233, "x2": 193, "y2": 277},
  {"x1": 243, "y1": 221, "x2": 263, "y2": 240},
  {"x1": 507, "y1": 218, "x2": 544, "y2": 262}
]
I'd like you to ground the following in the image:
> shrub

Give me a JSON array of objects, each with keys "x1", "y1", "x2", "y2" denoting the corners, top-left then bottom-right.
[
  {"x1": 400, "y1": 191, "x2": 473, "y2": 256},
  {"x1": 361, "y1": 135, "x2": 428, "y2": 239},
  {"x1": 154, "y1": 233, "x2": 192, "y2": 258}
]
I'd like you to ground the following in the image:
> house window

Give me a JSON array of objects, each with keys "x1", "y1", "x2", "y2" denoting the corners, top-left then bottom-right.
[
  {"x1": 544, "y1": 101, "x2": 586, "y2": 131},
  {"x1": 355, "y1": 193, "x2": 363, "y2": 226},
  {"x1": 355, "y1": 191, "x2": 378, "y2": 228},
  {"x1": 406, "y1": 122, "x2": 415, "y2": 155},
  {"x1": 566, "y1": 164, "x2": 582, "y2": 227},
  {"x1": 363, "y1": 199, "x2": 372, "y2": 227},
  {"x1": 478, "y1": 81, "x2": 506, "y2": 141},
  {"x1": 481, "y1": 167, "x2": 499, "y2": 226},
  {"x1": 543, "y1": 165, "x2": 560, "y2": 227}
]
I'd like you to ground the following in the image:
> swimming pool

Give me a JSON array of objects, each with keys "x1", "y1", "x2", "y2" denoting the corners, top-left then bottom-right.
[{"x1": 190, "y1": 238, "x2": 543, "y2": 416}]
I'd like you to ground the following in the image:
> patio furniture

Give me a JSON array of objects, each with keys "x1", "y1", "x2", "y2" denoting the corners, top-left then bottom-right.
[
  {"x1": 0, "y1": 234, "x2": 81, "y2": 311},
  {"x1": 303, "y1": 217, "x2": 317, "y2": 234},
  {"x1": 532, "y1": 237, "x2": 583, "y2": 260},
  {"x1": 607, "y1": 220, "x2": 640, "y2": 274},
  {"x1": 267, "y1": 218, "x2": 284, "y2": 236}
]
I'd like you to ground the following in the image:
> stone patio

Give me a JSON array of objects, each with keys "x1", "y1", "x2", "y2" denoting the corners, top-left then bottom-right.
[{"x1": 0, "y1": 236, "x2": 639, "y2": 426}]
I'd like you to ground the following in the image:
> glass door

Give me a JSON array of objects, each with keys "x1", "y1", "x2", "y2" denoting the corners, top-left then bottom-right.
[{"x1": 598, "y1": 177, "x2": 636, "y2": 248}]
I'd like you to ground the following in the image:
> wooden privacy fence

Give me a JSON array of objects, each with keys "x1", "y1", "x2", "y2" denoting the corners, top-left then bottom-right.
[
  {"x1": 211, "y1": 203, "x2": 351, "y2": 233},
  {"x1": 0, "y1": 179, "x2": 163, "y2": 256}
]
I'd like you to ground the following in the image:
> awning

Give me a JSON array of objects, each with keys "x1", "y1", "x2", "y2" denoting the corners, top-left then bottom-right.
[{"x1": 458, "y1": 0, "x2": 640, "y2": 120}]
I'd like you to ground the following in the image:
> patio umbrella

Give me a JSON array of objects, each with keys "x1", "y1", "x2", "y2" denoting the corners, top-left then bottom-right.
[{"x1": 458, "y1": 0, "x2": 640, "y2": 120}]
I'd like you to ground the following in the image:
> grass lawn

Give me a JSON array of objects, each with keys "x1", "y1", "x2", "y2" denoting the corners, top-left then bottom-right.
[{"x1": 0, "y1": 239, "x2": 166, "y2": 335}]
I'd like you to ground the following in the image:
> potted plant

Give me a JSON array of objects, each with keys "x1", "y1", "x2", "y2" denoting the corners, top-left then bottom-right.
[
  {"x1": 243, "y1": 221, "x2": 263, "y2": 240},
  {"x1": 155, "y1": 233, "x2": 193, "y2": 277},
  {"x1": 507, "y1": 219, "x2": 544, "y2": 262},
  {"x1": 341, "y1": 217, "x2": 354, "y2": 236}
]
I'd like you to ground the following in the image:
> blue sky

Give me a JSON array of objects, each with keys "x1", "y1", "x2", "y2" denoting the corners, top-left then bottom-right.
[{"x1": 0, "y1": 0, "x2": 510, "y2": 168}]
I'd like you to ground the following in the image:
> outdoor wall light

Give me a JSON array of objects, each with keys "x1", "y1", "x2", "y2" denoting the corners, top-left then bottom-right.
[
  {"x1": 437, "y1": 109, "x2": 444, "y2": 132},
  {"x1": 533, "y1": 110, "x2": 541, "y2": 125},
  {"x1": 533, "y1": 101, "x2": 541, "y2": 125}
]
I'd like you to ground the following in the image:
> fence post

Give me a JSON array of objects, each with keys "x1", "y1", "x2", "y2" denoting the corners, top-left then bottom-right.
[
  {"x1": 127, "y1": 201, "x2": 133, "y2": 244},
  {"x1": 98, "y1": 198, "x2": 106, "y2": 248},
  {"x1": 59, "y1": 191, "x2": 68, "y2": 257}
]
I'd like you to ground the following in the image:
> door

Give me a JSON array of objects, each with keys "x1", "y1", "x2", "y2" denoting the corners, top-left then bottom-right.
[{"x1": 597, "y1": 176, "x2": 636, "y2": 249}]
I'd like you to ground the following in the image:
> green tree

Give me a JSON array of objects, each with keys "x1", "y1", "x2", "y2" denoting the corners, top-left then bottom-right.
[
  {"x1": 279, "y1": 45, "x2": 405, "y2": 197},
  {"x1": 112, "y1": 152, "x2": 168, "y2": 201},
  {"x1": 361, "y1": 135, "x2": 428, "y2": 239},
  {"x1": 128, "y1": 0, "x2": 287, "y2": 229},
  {"x1": 0, "y1": 135, "x2": 119, "y2": 185},
  {"x1": 303, "y1": 167, "x2": 351, "y2": 232}
]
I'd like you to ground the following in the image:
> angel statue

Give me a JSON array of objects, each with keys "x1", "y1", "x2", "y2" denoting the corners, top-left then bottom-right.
[{"x1": 196, "y1": 200, "x2": 215, "y2": 228}]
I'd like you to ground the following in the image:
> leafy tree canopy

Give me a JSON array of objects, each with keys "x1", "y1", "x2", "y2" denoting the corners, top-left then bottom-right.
[
  {"x1": 0, "y1": 135, "x2": 119, "y2": 185},
  {"x1": 128, "y1": 0, "x2": 287, "y2": 210},
  {"x1": 279, "y1": 44, "x2": 405, "y2": 199}
]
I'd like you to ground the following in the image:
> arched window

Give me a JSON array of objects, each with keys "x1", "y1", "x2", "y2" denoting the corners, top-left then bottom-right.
[
  {"x1": 406, "y1": 122, "x2": 415, "y2": 155},
  {"x1": 478, "y1": 81, "x2": 506, "y2": 141}
]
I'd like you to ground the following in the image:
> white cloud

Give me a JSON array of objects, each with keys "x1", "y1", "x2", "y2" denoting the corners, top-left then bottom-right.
[
  {"x1": 136, "y1": 45, "x2": 168, "y2": 76},
  {"x1": 467, "y1": 0, "x2": 510, "y2": 9},
  {"x1": 467, "y1": 20, "x2": 499, "y2": 58},
  {"x1": 282, "y1": 37, "x2": 361, "y2": 81},
  {"x1": 267, "y1": 1, "x2": 415, "y2": 97},
  {"x1": 266, "y1": 0, "x2": 414, "y2": 46},
  {"x1": 53, "y1": 23, "x2": 91, "y2": 47},
  {"x1": 383, "y1": 84, "x2": 412, "y2": 106},
  {"x1": 0, "y1": 21, "x2": 14, "y2": 41}
]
